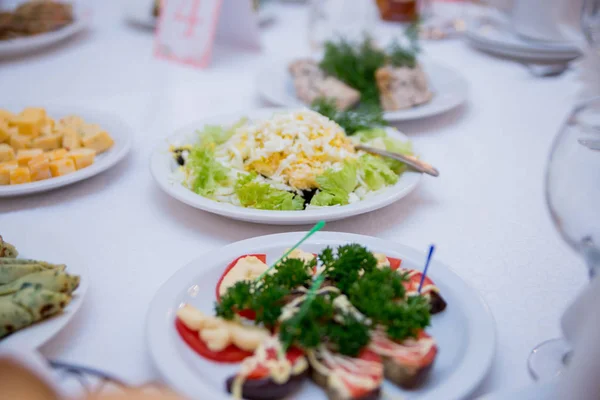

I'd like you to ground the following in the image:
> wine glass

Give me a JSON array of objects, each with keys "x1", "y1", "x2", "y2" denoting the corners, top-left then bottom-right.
[{"x1": 527, "y1": 96, "x2": 600, "y2": 380}]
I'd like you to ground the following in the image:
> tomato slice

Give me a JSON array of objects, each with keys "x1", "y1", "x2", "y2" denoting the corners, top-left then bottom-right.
[
  {"x1": 387, "y1": 257, "x2": 402, "y2": 271},
  {"x1": 333, "y1": 349, "x2": 383, "y2": 398},
  {"x1": 175, "y1": 318, "x2": 253, "y2": 363},
  {"x1": 245, "y1": 346, "x2": 306, "y2": 380},
  {"x1": 401, "y1": 269, "x2": 437, "y2": 294},
  {"x1": 215, "y1": 254, "x2": 267, "y2": 320},
  {"x1": 374, "y1": 330, "x2": 437, "y2": 368}
]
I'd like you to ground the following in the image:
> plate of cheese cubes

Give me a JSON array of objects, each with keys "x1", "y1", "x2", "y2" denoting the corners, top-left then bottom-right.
[{"x1": 0, "y1": 105, "x2": 132, "y2": 197}]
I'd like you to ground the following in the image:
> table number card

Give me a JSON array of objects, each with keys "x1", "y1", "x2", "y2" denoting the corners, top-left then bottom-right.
[{"x1": 155, "y1": 0, "x2": 261, "y2": 68}]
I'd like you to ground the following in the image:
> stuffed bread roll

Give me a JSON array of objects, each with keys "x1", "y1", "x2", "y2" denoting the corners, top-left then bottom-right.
[
  {"x1": 0, "y1": 264, "x2": 66, "y2": 285},
  {"x1": 0, "y1": 296, "x2": 33, "y2": 338},
  {"x1": 0, "y1": 270, "x2": 80, "y2": 295},
  {"x1": 0, "y1": 237, "x2": 18, "y2": 258},
  {"x1": 11, "y1": 284, "x2": 72, "y2": 321}
]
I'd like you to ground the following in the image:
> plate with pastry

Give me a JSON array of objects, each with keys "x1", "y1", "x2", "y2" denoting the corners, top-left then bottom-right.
[
  {"x1": 146, "y1": 231, "x2": 495, "y2": 400},
  {"x1": 257, "y1": 36, "x2": 468, "y2": 122},
  {"x1": 0, "y1": 104, "x2": 132, "y2": 197},
  {"x1": 0, "y1": 235, "x2": 88, "y2": 350},
  {"x1": 0, "y1": 1, "x2": 89, "y2": 58}
]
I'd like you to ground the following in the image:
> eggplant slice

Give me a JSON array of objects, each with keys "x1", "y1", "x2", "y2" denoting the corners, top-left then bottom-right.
[
  {"x1": 429, "y1": 291, "x2": 447, "y2": 314},
  {"x1": 226, "y1": 370, "x2": 308, "y2": 400},
  {"x1": 382, "y1": 357, "x2": 434, "y2": 389}
]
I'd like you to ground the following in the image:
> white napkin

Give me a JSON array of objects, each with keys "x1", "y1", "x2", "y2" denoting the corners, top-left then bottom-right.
[{"x1": 556, "y1": 276, "x2": 600, "y2": 400}]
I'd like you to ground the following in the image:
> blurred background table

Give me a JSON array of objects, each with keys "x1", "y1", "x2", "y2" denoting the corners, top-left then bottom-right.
[{"x1": 0, "y1": 1, "x2": 587, "y2": 397}]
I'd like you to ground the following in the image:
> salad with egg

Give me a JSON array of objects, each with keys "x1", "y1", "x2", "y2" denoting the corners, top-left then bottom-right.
[{"x1": 171, "y1": 109, "x2": 413, "y2": 211}]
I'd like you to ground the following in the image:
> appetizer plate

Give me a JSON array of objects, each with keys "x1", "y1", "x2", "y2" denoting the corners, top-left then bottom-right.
[
  {"x1": 0, "y1": 10, "x2": 89, "y2": 58},
  {"x1": 150, "y1": 108, "x2": 422, "y2": 225},
  {"x1": 256, "y1": 59, "x2": 469, "y2": 122},
  {"x1": 0, "y1": 251, "x2": 88, "y2": 350},
  {"x1": 146, "y1": 232, "x2": 496, "y2": 400},
  {"x1": 0, "y1": 104, "x2": 133, "y2": 197}
]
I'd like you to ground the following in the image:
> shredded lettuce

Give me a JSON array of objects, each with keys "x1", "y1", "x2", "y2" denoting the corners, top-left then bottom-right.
[
  {"x1": 358, "y1": 154, "x2": 398, "y2": 191},
  {"x1": 186, "y1": 146, "x2": 230, "y2": 196},
  {"x1": 382, "y1": 137, "x2": 413, "y2": 174},
  {"x1": 198, "y1": 118, "x2": 247, "y2": 146},
  {"x1": 235, "y1": 173, "x2": 304, "y2": 211},
  {"x1": 310, "y1": 161, "x2": 357, "y2": 206},
  {"x1": 354, "y1": 128, "x2": 387, "y2": 143}
]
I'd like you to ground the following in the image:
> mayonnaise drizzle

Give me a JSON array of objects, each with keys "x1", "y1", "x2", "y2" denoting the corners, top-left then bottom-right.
[{"x1": 370, "y1": 331, "x2": 436, "y2": 361}]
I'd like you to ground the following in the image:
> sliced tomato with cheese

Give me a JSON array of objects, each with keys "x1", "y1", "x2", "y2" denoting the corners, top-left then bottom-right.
[
  {"x1": 328, "y1": 349, "x2": 383, "y2": 398},
  {"x1": 371, "y1": 330, "x2": 437, "y2": 368},
  {"x1": 215, "y1": 254, "x2": 267, "y2": 320},
  {"x1": 245, "y1": 346, "x2": 305, "y2": 380},
  {"x1": 175, "y1": 318, "x2": 253, "y2": 363},
  {"x1": 400, "y1": 268, "x2": 438, "y2": 296},
  {"x1": 387, "y1": 257, "x2": 402, "y2": 271}
]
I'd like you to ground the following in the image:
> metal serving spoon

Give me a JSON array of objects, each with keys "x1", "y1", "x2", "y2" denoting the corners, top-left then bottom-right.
[{"x1": 355, "y1": 144, "x2": 440, "y2": 177}]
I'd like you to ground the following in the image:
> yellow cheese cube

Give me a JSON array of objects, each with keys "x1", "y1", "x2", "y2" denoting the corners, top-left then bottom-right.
[
  {"x1": 9, "y1": 133, "x2": 31, "y2": 150},
  {"x1": 12, "y1": 115, "x2": 40, "y2": 137},
  {"x1": 58, "y1": 115, "x2": 85, "y2": 129},
  {"x1": 68, "y1": 148, "x2": 96, "y2": 170},
  {"x1": 46, "y1": 148, "x2": 68, "y2": 161},
  {"x1": 0, "y1": 109, "x2": 15, "y2": 122},
  {"x1": 0, "y1": 120, "x2": 10, "y2": 143},
  {"x1": 10, "y1": 167, "x2": 31, "y2": 184},
  {"x1": 28, "y1": 155, "x2": 51, "y2": 182},
  {"x1": 61, "y1": 127, "x2": 81, "y2": 151},
  {"x1": 0, "y1": 161, "x2": 17, "y2": 185},
  {"x1": 20, "y1": 107, "x2": 47, "y2": 122},
  {"x1": 0, "y1": 144, "x2": 15, "y2": 162},
  {"x1": 82, "y1": 131, "x2": 114, "y2": 154},
  {"x1": 32, "y1": 134, "x2": 62, "y2": 151},
  {"x1": 16, "y1": 149, "x2": 43, "y2": 167},
  {"x1": 49, "y1": 158, "x2": 76, "y2": 177}
]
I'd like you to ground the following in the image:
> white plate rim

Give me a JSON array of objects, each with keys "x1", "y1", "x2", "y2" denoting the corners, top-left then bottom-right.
[
  {"x1": 146, "y1": 231, "x2": 496, "y2": 400},
  {"x1": 256, "y1": 58, "x2": 469, "y2": 122},
  {"x1": 0, "y1": 104, "x2": 133, "y2": 197},
  {"x1": 0, "y1": 252, "x2": 89, "y2": 350},
  {"x1": 150, "y1": 108, "x2": 422, "y2": 225},
  {"x1": 0, "y1": 8, "x2": 89, "y2": 58}
]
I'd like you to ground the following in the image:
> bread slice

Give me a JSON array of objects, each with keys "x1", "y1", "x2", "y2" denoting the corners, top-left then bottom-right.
[{"x1": 376, "y1": 64, "x2": 432, "y2": 111}]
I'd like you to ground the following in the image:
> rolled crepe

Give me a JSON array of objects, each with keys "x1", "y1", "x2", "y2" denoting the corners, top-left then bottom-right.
[
  {"x1": 0, "y1": 296, "x2": 33, "y2": 339},
  {"x1": 0, "y1": 270, "x2": 80, "y2": 296},
  {"x1": 0, "y1": 264, "x2": 66, "y2": 285},
  {"x1": 0, "y1": 258, "x2": 64, "y2": 268},
  {"x1": 0, "y1": 237, "x2": 18, "y2": 258},
  {"x1": 12, "y1": 285, "x2": 71, "y2": 321}
]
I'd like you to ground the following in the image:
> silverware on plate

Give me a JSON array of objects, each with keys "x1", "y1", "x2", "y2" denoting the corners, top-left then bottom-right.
[{"x1": 355, "y1": 144, "x2": 440, "y2": 177}]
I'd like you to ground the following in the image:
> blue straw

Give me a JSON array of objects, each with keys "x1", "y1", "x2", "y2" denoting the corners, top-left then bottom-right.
[{"x1": 418, "y1": 245, "x2": 435, "y2": 294}]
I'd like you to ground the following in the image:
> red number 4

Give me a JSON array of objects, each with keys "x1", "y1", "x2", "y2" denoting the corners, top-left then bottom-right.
[{"x1": 175, "y1": 0, "x2": 202, "y2": 38}]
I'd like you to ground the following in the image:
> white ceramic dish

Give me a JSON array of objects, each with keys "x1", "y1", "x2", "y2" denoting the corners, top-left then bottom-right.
[
  {"x1": 0, "y1": 8, "x2": 88, "y2": 58},
  {"x1": 466, "y1": 14, "x2": 582, "y2": 63},
  {"x1": 0, "y1": 104, "x2": 132, "y2": 197},
  {"x1": 256, "y1": 58, "x2": 469, "y2": 122},
  {"x1": 150, "y1": 108, "x2": 422, "y2": 225},
  {"x1": 0, "y1": 248, "x2": 88, "y2": 350},
  {"x1": 147, "y1": 232, "x2": 496, "y2": 400}
]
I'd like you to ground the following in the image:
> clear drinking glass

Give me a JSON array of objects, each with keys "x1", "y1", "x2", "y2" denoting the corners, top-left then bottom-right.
[
  {"x1": 307, "y1": 0, "x2": 379, "y2": 50},
  {"x1": 527, "y1": 96, "x2": 600, "y2": 380}
]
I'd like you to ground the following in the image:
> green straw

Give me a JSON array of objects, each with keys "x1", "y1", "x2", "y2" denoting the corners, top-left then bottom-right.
[{"x1": 256, "y1": 220, "x2": 325, "y2": 281}]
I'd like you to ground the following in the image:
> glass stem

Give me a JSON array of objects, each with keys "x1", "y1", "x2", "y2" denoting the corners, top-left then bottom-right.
[{"x1": 581, "y1": 237, "x2": 600, "y2": 279}]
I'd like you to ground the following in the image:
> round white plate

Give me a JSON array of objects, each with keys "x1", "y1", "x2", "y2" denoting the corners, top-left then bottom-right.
[
  {"x1": 150, "y1": 108, "x2": 422, "y2": 225},
  {"x1": 0, "y1": 245, "x2": 89, "y2": 350},
  {"x1": 256, "y1": 59, "x2": 469, "y2": 122},
  {"x1": 466, "y1": 14, "x2": 582, "y2": 63},
  {"x1": 0, "y1": 104, "x2": 132, "y2": 197},
  {"x1": 0, "y1": 10, "x2": 88, "y2": 58},
  {"x1": 147, "y1": 232, "x2": 496, "y2": 400}
]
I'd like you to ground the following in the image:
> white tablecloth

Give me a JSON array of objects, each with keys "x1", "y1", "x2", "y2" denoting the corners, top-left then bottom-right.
[{"x1": 0, "y1": 2, "x2": 588, "y2": 398}]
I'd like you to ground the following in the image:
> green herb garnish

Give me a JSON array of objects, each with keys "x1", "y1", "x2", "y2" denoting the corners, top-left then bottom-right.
[
  {"x1": 311, "y1": 97, "x2": 388, "y2": 135},
  {"x1": 320, "y1": 244, "x2": 378, "y2": 293}
]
